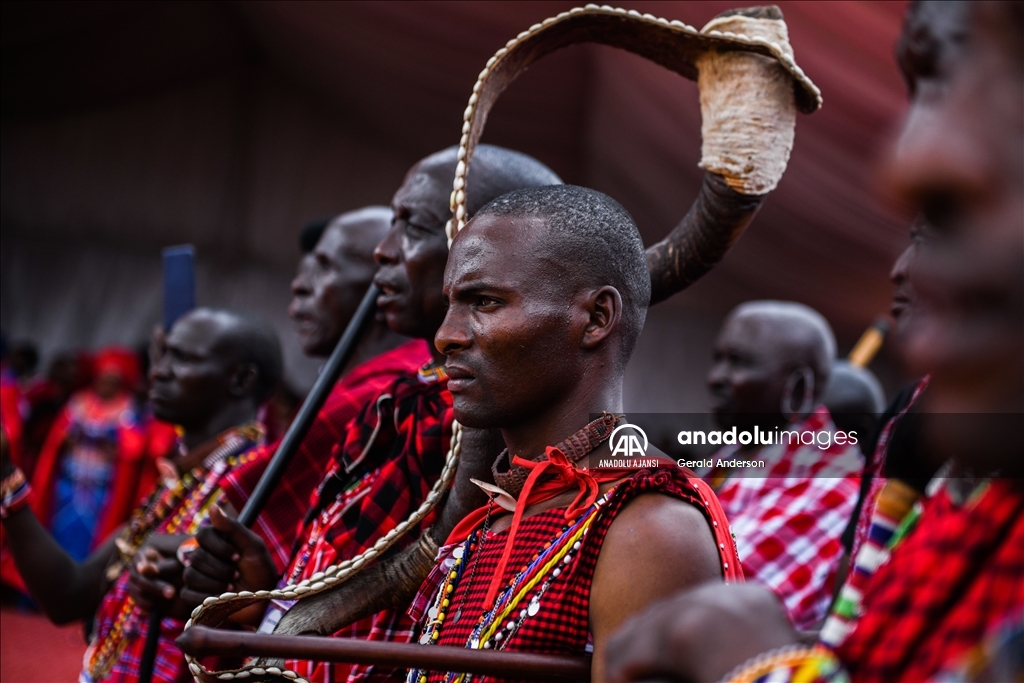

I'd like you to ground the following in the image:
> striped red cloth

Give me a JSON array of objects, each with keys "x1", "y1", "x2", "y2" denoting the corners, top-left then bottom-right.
[
  {"x1": 278, "y1": 363, "x2": 452, "y2": 683},
  {"x1": 410, "y1": 467, "x2": 739, "y2": 683},
  {"x1": 81, "y1": 426, "x2": 265, "y2": 683}
]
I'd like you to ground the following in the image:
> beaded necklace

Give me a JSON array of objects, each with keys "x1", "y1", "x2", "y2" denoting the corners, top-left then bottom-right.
[
  {"x1": 85, "y1": 424, "x2": 263, "y2": 681},
  {"x1": 408, "y1": 488, "x2": 615, "y2": 683}
]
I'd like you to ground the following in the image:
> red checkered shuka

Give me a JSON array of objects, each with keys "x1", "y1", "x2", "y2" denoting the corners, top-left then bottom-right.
[
  {"x1": 221, "y1": 339, "x2": 430, "y2": 571},
  {"x1": 709, "y1": 407, "x2": 862, "y2": 630},
  {"x1": 276, "y1": 363, "x2": 453, "y2": 683},
  {"x1": 409, "y1": 467, "x2": 735, "y2": 683},
  {"x1": 837, "y1": 479, "x2": 1024, "y2": 683}
]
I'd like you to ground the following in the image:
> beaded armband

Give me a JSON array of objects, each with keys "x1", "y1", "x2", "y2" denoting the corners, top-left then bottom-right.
[
  {"x1": 0, "y1": 467, "x2": 32, "y2": 519},
  {"x1": 719, "y1": 644, "x2": 849, "y2": 683}
]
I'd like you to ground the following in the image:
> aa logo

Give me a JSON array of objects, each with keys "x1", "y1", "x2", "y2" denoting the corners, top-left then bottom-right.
[{"x1": 609, "y1": 424, "x2": 648, "y2": 457}]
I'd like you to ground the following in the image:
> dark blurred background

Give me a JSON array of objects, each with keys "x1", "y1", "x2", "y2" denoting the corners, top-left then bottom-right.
[{"x1": 1, "y1": 0, "x2": 912, "y2": 409}]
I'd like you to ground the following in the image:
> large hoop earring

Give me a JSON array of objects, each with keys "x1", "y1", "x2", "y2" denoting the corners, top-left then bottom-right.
[{"x1": 781, "y1": 366, "x2": 815, "y2": 421}]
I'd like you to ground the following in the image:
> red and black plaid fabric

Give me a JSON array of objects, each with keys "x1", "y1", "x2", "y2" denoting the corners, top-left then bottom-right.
[
  {"x1": 416, "y1": 468, "x2": 725, "y2": 683},
  {"x1": 282, "y1": 365, "x2": 453, "y2": 683},
  {"x1": 838, "y1": 479, "x2": 1024, "y2": 683},
  {"x1": 221, "y1": 339, "x2": 429, "y2": 571}
]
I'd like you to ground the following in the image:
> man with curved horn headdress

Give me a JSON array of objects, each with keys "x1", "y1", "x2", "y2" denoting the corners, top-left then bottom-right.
[{"x1": 181, "y1": 5, "x2": 820, "y2": 683}]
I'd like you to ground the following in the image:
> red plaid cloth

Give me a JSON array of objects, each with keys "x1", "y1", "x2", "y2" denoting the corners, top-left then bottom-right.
[
  {"x1": 221, "y1": 339, "x2": 430, "y2": 571},
  {"x1": 847, "y1": 378, "x2": 929, "y2": 562},
  {"x1": 275, "y1": 364, "x2": 452, "y2": 683},
  {"x1": 837, "y1": 479, "x2": 1024, "y2": 683},
  {"x1": 708, "y1": 407, "x2": 861, "y2": 629},
  {"x1": 412, "y1": 467, "x2": 735, "y2": 683}
]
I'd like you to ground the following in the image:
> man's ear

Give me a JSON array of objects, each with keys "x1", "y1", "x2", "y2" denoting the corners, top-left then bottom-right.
[
  {"x1": 228, "y1": 362, "x2": 259, "y2": 398},
  {"x1": 580, "y1": 286, "x2": 623, "y2": 350}
]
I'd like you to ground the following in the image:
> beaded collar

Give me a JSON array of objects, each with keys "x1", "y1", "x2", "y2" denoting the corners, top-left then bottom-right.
[
  {"x1": 491, "y1": 412, "x2": 620, "y2": 499},
  {"x1": 108, "y1": 422, "x2": 264, "y2": 579}
]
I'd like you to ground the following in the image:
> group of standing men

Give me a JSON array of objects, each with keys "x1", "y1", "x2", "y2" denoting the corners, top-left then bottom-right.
[{"x1": 1, "y1": 1, "x2": 1022, "y2": 682}]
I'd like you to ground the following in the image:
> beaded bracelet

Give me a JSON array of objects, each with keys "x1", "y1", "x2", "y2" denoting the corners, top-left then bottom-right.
[
  {"x1": 718, "y1": 643, "x2": 849, "y2": 683},
  {"x1": 0, "y1": 467, "x2": 32, "y2": 519}
]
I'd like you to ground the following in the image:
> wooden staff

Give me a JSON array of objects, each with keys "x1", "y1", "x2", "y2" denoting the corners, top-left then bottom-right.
[
  {"x1": 239, "y1": 283, "x2": 381, "y2": 527},
  {"x1": 848, "y1": 317, "x2": 890, "y2": 367},
  {"x1": 177, "y1": 626, "x2": 591, "y2": 683}
]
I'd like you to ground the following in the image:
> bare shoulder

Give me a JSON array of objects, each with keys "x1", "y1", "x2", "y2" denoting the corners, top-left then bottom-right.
[
  {"x1": 589, "y1": 491, "x2": 723, "y2": 681},
  {"x1": 602, "y1": 492, "x2": 721, "y2": 580}
]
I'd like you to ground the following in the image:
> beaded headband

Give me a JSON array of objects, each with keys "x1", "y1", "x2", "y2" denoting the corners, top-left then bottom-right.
[{"x1": 445, "y1": 3, "x2": 822, "y2": 245}]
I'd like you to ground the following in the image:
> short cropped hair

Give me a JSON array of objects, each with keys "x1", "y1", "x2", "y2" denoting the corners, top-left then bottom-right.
[
  {"x1": 201, "y1": 309, "x2": 284, "y2": 404},
  {"x1": 475, "y1": 185, "x2": 650, "y2": 364}
]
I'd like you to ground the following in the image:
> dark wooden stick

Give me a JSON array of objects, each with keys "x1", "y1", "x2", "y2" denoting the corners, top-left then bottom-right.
[
  {"x1": 238, "y1": 283, "x2": 381, "y2": 527},
  {"x1": 178, "y1": 626, "x2": 591, "y2": 683},
  {"x1": 139, "y1": 612, "x2": 162, "y2": 683}
]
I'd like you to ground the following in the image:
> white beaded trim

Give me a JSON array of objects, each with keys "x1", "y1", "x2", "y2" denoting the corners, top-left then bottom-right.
[
  {"x1": 183, "y1": 423, "x2": 464, "y2": 683},
  {"x1": 445, "y1": 4, "x2": 821, "y2": 246}
]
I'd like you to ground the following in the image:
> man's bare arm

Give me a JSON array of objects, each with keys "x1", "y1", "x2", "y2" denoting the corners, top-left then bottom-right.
[
  {"x1": 1, "y1": 504, "x2": 115, "y2": 623},
  {"x1": 0, "y1": 435, "x2": 116, "y2": 623},
  {"x1": 590, "y1": 493, "x2": 722, "y2": 683}
]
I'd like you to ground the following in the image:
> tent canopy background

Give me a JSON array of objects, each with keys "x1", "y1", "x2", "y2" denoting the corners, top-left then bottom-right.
[{"x1": 1, "y1": 0, "x2": 913, "y2": 410}]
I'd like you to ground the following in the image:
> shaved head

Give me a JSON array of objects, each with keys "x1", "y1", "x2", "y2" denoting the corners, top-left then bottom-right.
[
  {"x1": 708, "y1": 300, "x2": 836, "y2": 430},
  {"x1": 731, "y1": 301, "x2": 836, "y2": 383},
  {"x1": 150, "y1": 308, "x2": 282, "y2": 430},
  {"x1": 204, "y1": 310, "x2": 283, "y2": 403},
  {"x1": 823, "y1": 361, "x2": 885, "y2": 416},
  {"x1": 824, "y1": 360, "x2": 886, "y2": 456},
  {"x1": 374, "y1": 144, "x2": 561, "y2": 340},
  {"x1": 327, "y1": 206, "x2": 393, "y2": 260},
  {"x1": 417, "y1": 144, "x2": 564, "y2": 218},
  {"x1": 290, "y1": 206, "x2": 391, "y2": 356}
]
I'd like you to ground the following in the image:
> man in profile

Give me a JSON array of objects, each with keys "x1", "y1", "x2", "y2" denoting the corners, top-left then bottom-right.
[
  {"x1": 219, "y1": 207, "x2": 430, "y2": 571},
  {"x1": 703, "y1": 300, "x2": 861, "y2": 630},
  {"x1": 408, "y1": 185, "x2": 737, "y2": 683},
  {"x1": 1, "y1": 308, "x2": 281, "y2": 683}
]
